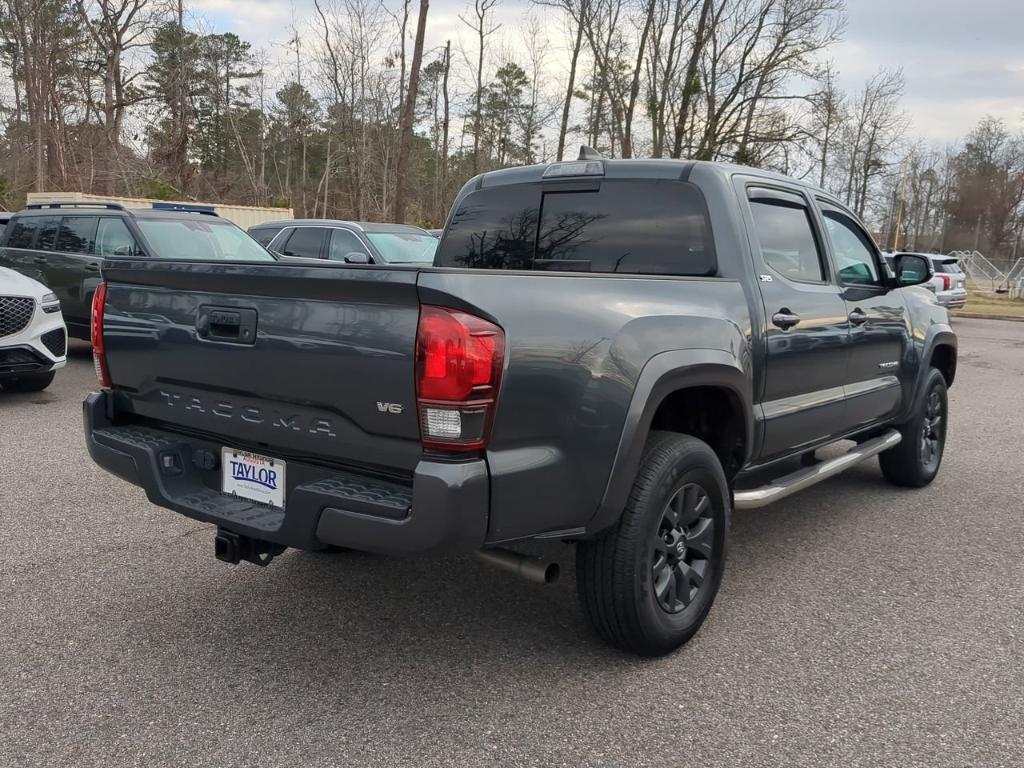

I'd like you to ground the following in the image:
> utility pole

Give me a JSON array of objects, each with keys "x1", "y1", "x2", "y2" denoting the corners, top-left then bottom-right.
[{"x1": 892, "y1": 158, "x2": 909, "y2": 251}]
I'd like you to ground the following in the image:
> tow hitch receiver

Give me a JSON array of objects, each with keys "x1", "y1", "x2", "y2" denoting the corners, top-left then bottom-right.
[{"x1": 214, "y1": 528, "x2": 286, "y2": 567}]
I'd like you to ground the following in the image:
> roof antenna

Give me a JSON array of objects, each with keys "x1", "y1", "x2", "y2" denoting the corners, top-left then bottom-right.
[{"x1": 578, "y1": 145, "x2": 604, "y2": 161}]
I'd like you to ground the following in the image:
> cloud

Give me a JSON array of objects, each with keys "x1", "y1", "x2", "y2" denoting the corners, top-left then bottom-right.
[{"x1": 190, "y1": 0, "x2": 1022, "y2": 145}]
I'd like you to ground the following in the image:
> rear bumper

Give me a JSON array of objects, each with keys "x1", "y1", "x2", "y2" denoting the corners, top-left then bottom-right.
[
  {"x1": 83, "y1": 391, "x2": 489, "y2": 555},
  {"x1": 937, "y1": 289, "x2": 967, "y2": 309}
]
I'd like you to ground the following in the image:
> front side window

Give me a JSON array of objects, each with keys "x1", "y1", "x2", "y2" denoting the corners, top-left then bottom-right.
[
  {"x1": 820, "y1": 206, "x2": 882, "y2": 286},
  {"x1": 280, "y1": 227, "x2": 326, "y2": 258},
  {"x1": 134, "y1": 218, "x2": 275, "y2": 261},
  {"x1": 96, "y1": 218, "x2": 139, "y2": 257},
  {"x1": 365, "y1": 231, "x2": 437, "y2": 263},
  {"x1": 57, "y1": 216, "x2": 98, "y2": 254},
  {"x1": 328, "y1": 229, "x2": 371, "y2": 261},
  {"x1": 748, "y1": 192, "x2": 824, "y2": 282}
]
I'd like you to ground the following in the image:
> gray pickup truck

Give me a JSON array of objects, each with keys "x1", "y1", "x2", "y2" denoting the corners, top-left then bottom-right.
[{"x1": 83, "y1": 151, "x2": 956, "y2": 656}]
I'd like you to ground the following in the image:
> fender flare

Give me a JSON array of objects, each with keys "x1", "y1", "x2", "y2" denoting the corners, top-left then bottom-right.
[
  {"x1": 588, "y1": 349, "x2": 753, "y2": 535},
  {"x1": 907, "y1": 324, "x2": 957, "y2": 416}
]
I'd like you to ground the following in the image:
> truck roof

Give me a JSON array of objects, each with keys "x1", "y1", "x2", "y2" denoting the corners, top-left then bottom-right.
[{"x1": 470, "y1": 155, "x2": 826, "y2": 193}]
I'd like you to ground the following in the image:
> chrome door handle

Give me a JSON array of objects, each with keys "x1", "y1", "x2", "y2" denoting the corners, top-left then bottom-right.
[
  {"x1": 771, "y1": 310, "x2": 800, "y2": 330},
  {"x1": 849, "y1": 308, "x2": 868, "y2": 326}
]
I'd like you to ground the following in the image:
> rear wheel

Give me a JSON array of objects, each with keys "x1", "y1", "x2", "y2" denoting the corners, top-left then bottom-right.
[
  {"x1": 576, "y1": 432, "x2": 729, "y2": 656},
  {"x1": 2, "y1": 371, "x2": 55, "y2": 392},
  {"x1": 879, "y1": 367, "x2": 948, "y2": 488}
]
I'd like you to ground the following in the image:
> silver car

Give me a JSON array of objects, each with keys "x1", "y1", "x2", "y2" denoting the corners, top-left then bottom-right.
[{"x1": 884, "y1": 252, "x2": 968, "y2": 309}]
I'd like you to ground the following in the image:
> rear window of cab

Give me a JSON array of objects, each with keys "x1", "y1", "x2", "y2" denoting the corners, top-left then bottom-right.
[{"x1": 436, "y1": 179, "x2": 716, "y2": 276}]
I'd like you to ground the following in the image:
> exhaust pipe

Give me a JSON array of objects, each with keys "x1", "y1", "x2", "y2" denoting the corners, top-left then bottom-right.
[{"x1": 477, "y1": 548, "x2": 560, "y2": 584}]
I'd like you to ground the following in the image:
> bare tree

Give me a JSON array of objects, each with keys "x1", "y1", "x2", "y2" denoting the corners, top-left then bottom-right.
[
  {"x1": 806, "y1": 60, "x2": 845, "y2": 188},
  {"x1": 839, "y1": 67, "x2": 906, "y2": 218},
  {"x1": 460, "y1": 0, "x2": 499, "y2": 175},
  {"x1": 669, "y1": 0, "x2": 712, "y2": 158},
  {"x1": 534, "y1": 0, "x2": 590, "y2": 160},
  {"x1": 392, "y1": 0, "x2": 428, "y2": 222}
]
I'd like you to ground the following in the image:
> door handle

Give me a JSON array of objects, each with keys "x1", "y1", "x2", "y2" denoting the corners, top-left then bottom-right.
[
  {"x1": 771, "y1": 310, "x2": 800, "y2": 330},
  {"x1": 33, "y1": 256, "x2": 47, "y2": 264},
  {"x1": 849, "y1": 308, "x2": 868, "y2": 326}
]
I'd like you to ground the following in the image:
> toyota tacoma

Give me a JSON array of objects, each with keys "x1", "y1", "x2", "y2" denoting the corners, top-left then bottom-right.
[{"x1": 83, "y1": 150, "x2": 956, "y2": 655}]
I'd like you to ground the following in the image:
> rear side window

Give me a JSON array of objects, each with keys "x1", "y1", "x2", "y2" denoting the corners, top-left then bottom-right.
[
  {"x1": 250, "y1": 227, "x2": 281, "y2": 246},
  {"x1": 748, "y1": 190, "x2": 824, "y2": 282},
  {"x1": 36, "y1": 216, "x2": 60, "y2": 251},
  {"x1": 57, "y1": 216, "x2": 98, "y2": 254},
  {"x1": 281, "y1": 227, "x2": 326, "y2": 258},
  {"x1": 5, "y1": 219, "x2": 38, "y2": 248},
  {"x1": 437, "y1": 180, "x2": 715, "y2": 276}
]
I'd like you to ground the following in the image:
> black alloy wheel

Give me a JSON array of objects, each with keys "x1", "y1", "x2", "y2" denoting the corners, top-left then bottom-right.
[
  {"x1": 920, "y1": 387, "x2": 945, "y2": 474},
  {"x1": 652, "y1": 483, "x2": 715, "y2": 614}
]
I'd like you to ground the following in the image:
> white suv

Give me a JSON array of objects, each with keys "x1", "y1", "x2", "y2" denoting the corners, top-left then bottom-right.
[
  {"x1": 883, "y1": 252, "x2": 968, "y2": 309},
  {"x1": 0, "y1": 267, "x2": 67, "y2": 391}
]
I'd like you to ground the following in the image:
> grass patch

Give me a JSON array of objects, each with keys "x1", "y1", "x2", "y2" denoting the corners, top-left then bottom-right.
[{"x1": 954, "y1": 290, "x2": 1024, "y2": 319}]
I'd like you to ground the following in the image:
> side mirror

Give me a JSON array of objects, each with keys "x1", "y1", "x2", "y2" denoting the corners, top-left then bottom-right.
[
  {"x1": 343, "y1": 252, "x2": 370, "y2": 264},
  {"x1": 894, "y1": 254, "x2": 931, "y2": 287},
  {"x1": 112, "y1": 244, "x2": 134, "y2": 257}
]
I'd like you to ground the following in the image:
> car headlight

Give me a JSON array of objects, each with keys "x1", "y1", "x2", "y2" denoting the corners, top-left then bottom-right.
[{"x1": 41, "y1": 292, "x2": 61, "y2": 313}]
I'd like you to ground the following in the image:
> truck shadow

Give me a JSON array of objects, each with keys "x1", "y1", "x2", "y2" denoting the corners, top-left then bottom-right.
[{"x1": 106, "y1": 459, "x2": 907, "y2": 704}]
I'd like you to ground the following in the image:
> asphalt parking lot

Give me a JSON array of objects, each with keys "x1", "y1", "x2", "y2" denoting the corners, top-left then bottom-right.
[{"x1": 2, "y1": 318, "x2": 1022, "y2": 767}]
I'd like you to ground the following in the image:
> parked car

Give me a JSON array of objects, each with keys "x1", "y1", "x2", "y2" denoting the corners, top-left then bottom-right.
[
  {"x1": 0, "y1": 266, "x2": 66, "y2": 391},
  {"x1": 0, "y1": 202, "x2": 273, "y2": 340},
  {"x1": 84, "y1": 150, "x2": 956, "y2": 656},
  {"x1": 883, "y1": 252, "x2": 967, "y2": 309},
  {"x1": 249, "y1": 219, "x2": 438, "y2": 264}
]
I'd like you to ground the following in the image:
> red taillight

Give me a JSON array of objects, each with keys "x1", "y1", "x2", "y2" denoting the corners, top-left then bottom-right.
[
  {"x1": 415, "y1": 305, "x2": 504, "y2": 452},
  {"x1": 91, "y1": 282, "x2": 111, "y2": 389},
  {"x1": 938, "y1": 274, "x2": 952, "y2": 291}
]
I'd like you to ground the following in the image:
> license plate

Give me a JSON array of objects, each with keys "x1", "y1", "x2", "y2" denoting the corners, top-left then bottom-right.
[{"x1": 222, "y1": 448, "x2": 286, "y2": 508}]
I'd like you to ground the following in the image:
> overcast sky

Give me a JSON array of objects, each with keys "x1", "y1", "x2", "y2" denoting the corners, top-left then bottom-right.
[{"x1": 194, "y1": 0, "x2": 1024, "y2": 146}]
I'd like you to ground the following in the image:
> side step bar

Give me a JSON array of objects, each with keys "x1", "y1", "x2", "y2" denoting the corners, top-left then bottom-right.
[{"x1": 734, "y1": 429, "x2": 902, "y2": 510}]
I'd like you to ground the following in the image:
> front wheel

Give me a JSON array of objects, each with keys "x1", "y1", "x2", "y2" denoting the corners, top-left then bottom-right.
[
  {"x1": 879, "y1": 367, "x2": 948, "y2": 488},
  {"x1": 2, "y1": 371, "x2": 55, "y2": 392},
  {"x1": 576, "y1": 432, "x2": 729, "y2": 656}
]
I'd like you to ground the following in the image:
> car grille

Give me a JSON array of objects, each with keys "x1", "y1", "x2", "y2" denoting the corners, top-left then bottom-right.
[
  {"x1": 41, "y1": 328, "x2": 67, "y2": 358},
  {"x1": 0, "y1": 296, "x2": 34, "y2": 338}
]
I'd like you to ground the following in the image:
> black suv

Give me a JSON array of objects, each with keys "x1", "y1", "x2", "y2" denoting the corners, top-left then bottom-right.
[{"x1": 0, "y1": 202, "x2": 272, "y2": 339}]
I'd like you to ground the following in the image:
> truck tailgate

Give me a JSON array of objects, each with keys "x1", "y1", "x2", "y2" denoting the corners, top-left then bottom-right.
[{"x1": 101, "y1": 260, "x2": 423, "y2": 473}]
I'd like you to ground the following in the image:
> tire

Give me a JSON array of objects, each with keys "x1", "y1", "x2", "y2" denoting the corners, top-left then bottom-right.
[
  {"x1": 879, "y1": 367, "x2": 948, "y2": 488},
  {"x1": 576, "y1": 432, "x2": 729, "y2": 656},
  {"x1": 2, "y1": 371, "x2": 55, "y2": 392}
]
